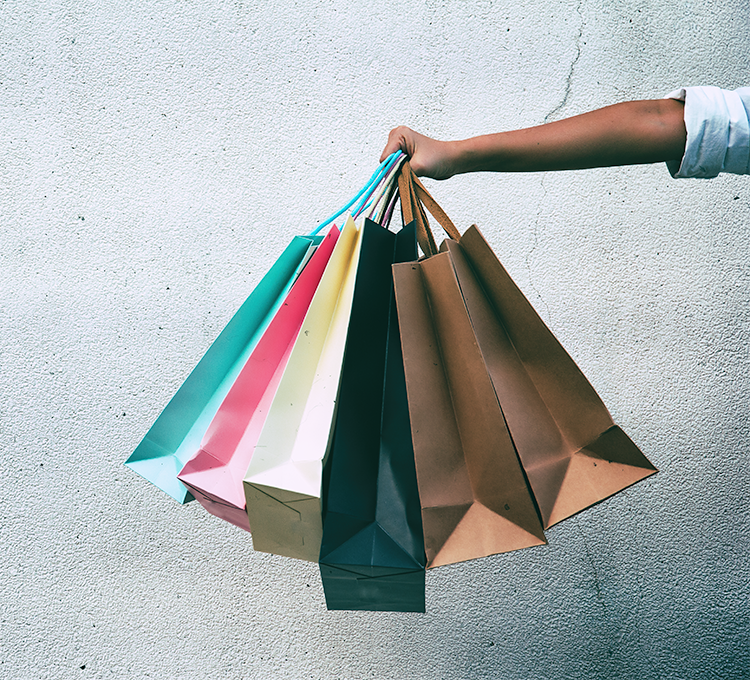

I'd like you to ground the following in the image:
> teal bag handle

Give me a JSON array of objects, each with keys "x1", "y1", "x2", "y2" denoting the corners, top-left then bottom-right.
[
  {"x1": 351, "y1": 152, "x2": 403, "y2": 218},
  {"x1": 361, "y1": 154, "x2": 406, "y2": 225},
  {"x1": 309, "y1": 151, "x2": 404, "y2": 236}
]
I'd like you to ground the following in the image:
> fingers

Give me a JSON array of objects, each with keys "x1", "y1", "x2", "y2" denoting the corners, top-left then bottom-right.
[
  {"x1": 379, "y1": 126, "x2": 453, "y2": 179},
  {"x1": 380, "y1": 126, "x2": 413, "y2": 162}
]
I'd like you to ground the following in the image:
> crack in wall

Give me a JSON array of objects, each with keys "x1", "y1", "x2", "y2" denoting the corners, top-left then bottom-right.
[
  {"x1": 581, "y1": 529, "x2": 605, "y2": 605},
  {"x1": 525, "y1": 174, "x2": 553, "y2": 324},
  {"x1": 527, "y1": 1, "x2": 586, "y2": 327},
  {"x1": 544, "y1": 0, "x2": 585, "y2": 123}
]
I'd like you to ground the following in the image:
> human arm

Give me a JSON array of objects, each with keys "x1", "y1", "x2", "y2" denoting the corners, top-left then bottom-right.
[{"x1": 380, "y1": 98, "x2": 687, "y2": 179}]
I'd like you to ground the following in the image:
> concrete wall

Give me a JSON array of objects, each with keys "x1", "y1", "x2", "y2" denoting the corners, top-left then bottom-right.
[{"x1": 2, "y1": 1, "x2": 748, "y2": 678}]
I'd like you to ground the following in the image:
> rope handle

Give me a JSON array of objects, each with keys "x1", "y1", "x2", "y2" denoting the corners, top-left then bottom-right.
[{"x1": 397, "y1": 161, "x2": 461, "y2": 256}]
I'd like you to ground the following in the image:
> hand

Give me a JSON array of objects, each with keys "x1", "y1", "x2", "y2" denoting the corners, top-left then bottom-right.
[{"x1": 380, "y1": 126, "x2": 458, "y2": 180}]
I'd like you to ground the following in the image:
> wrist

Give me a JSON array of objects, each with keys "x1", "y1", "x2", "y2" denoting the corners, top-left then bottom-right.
[
  {"x1": 448, "y1": 139, "x2": 475, "y2": 176},
  {"x1": 423, "y1": 139, "x2": 468, "y2": 180},
  {"x1": 450, "y1": 135, "x2": 510, "y2": 175}
]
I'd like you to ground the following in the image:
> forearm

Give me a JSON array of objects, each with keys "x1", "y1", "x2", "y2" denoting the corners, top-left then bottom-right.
[{"x1": 447, "y1": 99, "x2": 687, "y2": 174}]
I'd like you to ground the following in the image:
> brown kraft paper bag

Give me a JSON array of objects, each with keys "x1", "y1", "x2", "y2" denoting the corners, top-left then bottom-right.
[
  {"x1": 392, "y1": 162, "x2": 656, "y2": 566},
  {"x1": 392, "y1": 163, "x2": 547, "y2": 568}
]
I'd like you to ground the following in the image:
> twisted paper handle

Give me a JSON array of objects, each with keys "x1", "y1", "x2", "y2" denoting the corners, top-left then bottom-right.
[{"x1": 397, "y1": 161, "x2": 461, "y2": 256}]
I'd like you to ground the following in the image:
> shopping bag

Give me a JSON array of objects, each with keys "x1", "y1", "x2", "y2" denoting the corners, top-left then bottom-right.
[
  {"x1": 392, "y1": 162, "x2": 546, "y2": 568},
  {"x1": 125, "y1": 234, "x2": 320, "y2": 502},
  {"x1": 444, "y1": 228, "x2": 657, "y2": 528},
  {"x1": 318, "y1": 218, "x2": 426, "y2": 612},
  {"x1": 393, "y1": 162, "x2": 656, "y2": 568},
  {"x1": 176, "y1": 225, "x2": 340, "y2": 530},
  {"x1": 243, "y1": 214, "x2": 363, "y2": 561}
]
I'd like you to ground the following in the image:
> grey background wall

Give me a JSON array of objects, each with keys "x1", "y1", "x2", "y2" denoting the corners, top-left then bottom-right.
[{"x1": 2, "y1": 1, "x2": 748, "y2": 678}]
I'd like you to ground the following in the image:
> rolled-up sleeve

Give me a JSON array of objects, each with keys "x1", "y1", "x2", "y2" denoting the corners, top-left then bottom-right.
[{"x1": 665, "y1": 86, "x2": 750, "y2": 178}]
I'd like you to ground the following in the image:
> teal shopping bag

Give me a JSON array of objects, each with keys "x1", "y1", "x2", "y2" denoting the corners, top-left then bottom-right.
[{"x1": 125, "y1": 235, "x2": 320, "y2": 502}]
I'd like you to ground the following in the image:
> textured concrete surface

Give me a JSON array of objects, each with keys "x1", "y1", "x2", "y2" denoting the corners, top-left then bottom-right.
[{"x1": 2, "y1": 1, "x2": 749, "y2": 678}]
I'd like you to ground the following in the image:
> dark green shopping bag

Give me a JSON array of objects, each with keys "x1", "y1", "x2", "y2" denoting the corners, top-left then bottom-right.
[{"x1": 318, "y1": 218, "x2": 425, "y2": 612}]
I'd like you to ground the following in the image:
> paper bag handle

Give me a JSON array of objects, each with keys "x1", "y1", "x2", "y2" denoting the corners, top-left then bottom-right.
[{"x1": 397, "y1": 161, "x2": 461, "y2": 256}]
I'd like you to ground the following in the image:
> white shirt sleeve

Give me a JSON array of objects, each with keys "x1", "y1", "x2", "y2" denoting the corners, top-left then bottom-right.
[{"x1": 665, "y1": 86, "x2": 750, "y2": 178}]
